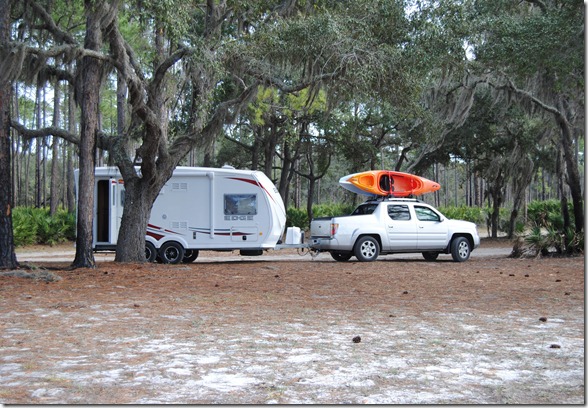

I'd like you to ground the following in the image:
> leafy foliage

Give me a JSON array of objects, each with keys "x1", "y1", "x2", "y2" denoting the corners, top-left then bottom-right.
[
  {"x1": 12, "y1": 208, "x2": 76, "y2": 247},
  {"x1": 438, "y1": 205, "x2": 486, "y2": 224},
  {"x1": 526, "y1": 199, "x2": 571, "y2": 230},
  {"x1": 287, "y1": 203, "x2": 357, "y2": 229},
  {"x1": 512, "y1": 199, "x2": 583, "y2": 257}
]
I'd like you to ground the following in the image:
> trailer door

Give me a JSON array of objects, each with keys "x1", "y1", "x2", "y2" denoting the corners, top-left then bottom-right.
[{"x1": 96, "y1": 179, "x2": 120, "y2": 244}]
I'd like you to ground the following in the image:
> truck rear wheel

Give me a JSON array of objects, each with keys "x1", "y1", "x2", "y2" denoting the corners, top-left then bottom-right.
[
  {"x1": 159, "y1": 241, "x2": 185, "y2": 264},
  {"x1": 422, "y1": 251, "x2": 439, "y2": 261},
  {"x1": 331, "y1": 251, "x2": 352, "y2": 262},
  {"x1": 354, "y1": 236, "x2": 380, "y2": 262},
  {"x1": 451, "y1": 237, "x2": 471, "y2": 262}
]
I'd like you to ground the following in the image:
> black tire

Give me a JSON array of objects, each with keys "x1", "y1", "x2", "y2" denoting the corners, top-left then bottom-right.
[
  {"x1": 451, "y1": 236, "x2": 471, "y2": 262},
  {"x1": 422, "y1": 251, "x2": 439, "y2": 261},
  {"x1": 354, "y1": 236, "x2": 380, "y2": 262},
  {"x1": 145, "y1": 242, "x2": 157, "y2": 262},
  {"x1": 159, "y1": 241, "x2": 185, "y2": 264},
  {"x1": 331, "y1": 251, "x2": 352, "y2": 262},
  {"x1": 182, "y1": 249, "x2": 199, "y2": 263}
]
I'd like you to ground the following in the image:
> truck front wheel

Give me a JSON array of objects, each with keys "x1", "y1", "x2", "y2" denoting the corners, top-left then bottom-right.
[
  {"x1": 354, "y1": 236, "x2": 380, "y2": 262},
  {"x1": 451, "y1": 237, "x2": 471, "y2": 262},
  {"x1": 331, "y1": 251, "x2": 352, "y2": 262}
]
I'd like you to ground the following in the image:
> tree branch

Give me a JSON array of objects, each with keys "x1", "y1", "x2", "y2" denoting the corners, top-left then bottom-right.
[
  {"x1": 26, "y1": 0, "x2": 78, "y2": 44},
  {"x1": 490, "y1": 75, "x2": 566, "y2": 122},
  {"x1": 11, "y1": 120, "x2": 79, "y2": 145},
  {"x1": 150, "y1": 47, "x2": 191, "y2": 94}
]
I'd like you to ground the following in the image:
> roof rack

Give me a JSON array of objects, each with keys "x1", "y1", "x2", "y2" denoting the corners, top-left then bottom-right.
[{"x1": 367, "y1": 196, "x2": 422, "y2": 203}]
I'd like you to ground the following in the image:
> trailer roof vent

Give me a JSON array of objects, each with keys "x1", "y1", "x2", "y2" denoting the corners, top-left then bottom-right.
[{"x1": 222, "y1": 164, "x2": 235, "y2": 169}]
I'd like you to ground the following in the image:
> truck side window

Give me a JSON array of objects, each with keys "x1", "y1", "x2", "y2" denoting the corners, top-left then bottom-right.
[
  {"x1": 388, "y1": 205, "x2": 410, "y2": 221},
  {"x1": 415, "y1": 206, "x2": 440, "y2": 222},
  {"x1": 224, "y1": 194, "x2": 257, "y2": 215},
  {"x1": 351, "y1": 204, "x2": 377, "y2": 215}
]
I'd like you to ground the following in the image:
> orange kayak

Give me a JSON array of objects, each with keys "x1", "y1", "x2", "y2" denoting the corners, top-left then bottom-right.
[{"x1": 339, "y1": 170, "x2": 441, "y2": 197}]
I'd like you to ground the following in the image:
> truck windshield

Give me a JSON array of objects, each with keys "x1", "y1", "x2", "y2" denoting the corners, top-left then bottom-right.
[{"x1": 351, "y1": 203, "x2": 377, "y2": 215}]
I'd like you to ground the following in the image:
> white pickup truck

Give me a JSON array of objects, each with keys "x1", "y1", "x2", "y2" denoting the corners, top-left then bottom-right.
[{"x1": 309, "y1": 198, "x2": 480, "y2": 262}]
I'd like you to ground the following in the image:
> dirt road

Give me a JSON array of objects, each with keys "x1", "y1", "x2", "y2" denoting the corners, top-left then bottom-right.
[{"x1": 1, "y1": 238, "x2": 584, "y2": 404}]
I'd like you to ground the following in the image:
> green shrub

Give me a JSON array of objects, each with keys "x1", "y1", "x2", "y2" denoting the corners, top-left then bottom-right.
[
  {"x1": 12, "y1": 207, "x2": 38, "y2": 247},
  {"x1": 286, "y1": 203, "x2": 356, "y2": 229},
  {"x1": 527, "y1": 199, "x2": 571, "y2": 230},
  {"x1": 12, "y1": 207, "x2": 76, "y2": 247},
  {"x1": 312, "y1": 203, "x2": 355, "y2": 218},
  {"x1": 515, "y1": 200, "x2": 583, "y2": 257},
  {"x1": 438, "y1": 205, "x2": 485, "y2": 224},
  {"x1": 286, "y1": 207, "x2": 308, "y2": 229}
]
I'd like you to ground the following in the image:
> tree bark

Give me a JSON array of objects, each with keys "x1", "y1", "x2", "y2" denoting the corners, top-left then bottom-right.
[
  {"x1": 114, "y1": 176, "x2": 156, "y2": 262},
  {"x1": 35, "y1": 84, "x2": 42, "y2": 208},
  {"x1": 72, "y1": 1, "x2": 106, "y2": 269},
  {"x1": 66, "y1": 82, "x2": 76, "y2": 213},
  {"x1": 0, "y1": 0, "x2": 18, "y2": 269},
  {"x1": 555, "y1": 104, "x2": 583, "y2": 232},
  {"x1": 50, "y1": 80, "x2": 60, "y2": 215}
]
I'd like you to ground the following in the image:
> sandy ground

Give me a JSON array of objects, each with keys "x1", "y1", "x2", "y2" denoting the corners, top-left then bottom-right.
[{"x1": 0, "y1": 238, "x2": 584, "y2": 404}]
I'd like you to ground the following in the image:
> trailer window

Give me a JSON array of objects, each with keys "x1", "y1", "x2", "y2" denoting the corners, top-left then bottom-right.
[{"x1": 224, "y1": 194, "x2": 257, "y2": 215}]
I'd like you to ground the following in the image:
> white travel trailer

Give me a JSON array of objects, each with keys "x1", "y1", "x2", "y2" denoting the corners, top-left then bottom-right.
[{"x1": 75, "y1": 166, "x2": 287, "y2": 263}]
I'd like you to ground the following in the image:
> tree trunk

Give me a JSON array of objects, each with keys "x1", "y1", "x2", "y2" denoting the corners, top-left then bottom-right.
[
  {"x1": 66, "y1": 82, "x2": 76, "y2": 213},
  {"x1": 35, "y1": 84, "x2": 42, "y2": 207},
  {"x1": 0, "y1": 0, "x2": 18, "y2": 269},
  {"x1": 72, "y1": 1, "x2": 104, "y2": 269},
  {"x1": 263, "y1": 124, "x2": 279, "y2": 178},
  {"x1": 116, "y1": 71, "x2": 126, "y2": 136},
  {"x1": 487, "y1": 171, "x2": 504, "y2": 239},
  {"x1": 114, "y1": 177, "x2": 156, "y2": 262},
  {"x1": 50, "y1": 80, "x2": 61, "y2": 215},
  {"x1": 306, "y1": 176, "x2": 316, "y2": 227},
  {"x1": 556, "y1": 109, "x2": 583, "y2": 232}
]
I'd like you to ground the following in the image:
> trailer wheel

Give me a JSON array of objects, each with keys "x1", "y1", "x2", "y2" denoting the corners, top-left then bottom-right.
[
  {"x1": 182, "y1": 249, "x2": 199, "y2": 263},
  {"x1": 331, "y1": 251, "x2": 352, "y2": 262},
  {"x1": 145, "y1": 242, "x2": 157, "y2": 263},
  {"x1": 159, "y1": 241, "x2": 185, "y2": 264},
  {"x1": 354, "y1": 236, "x2": 380, "y2": 262}
]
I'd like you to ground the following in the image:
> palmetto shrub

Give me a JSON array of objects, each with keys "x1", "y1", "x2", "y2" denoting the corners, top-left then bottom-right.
[
  {"x1": 12, "y1": 207, "x2": 76, "y2": 247},
  {"x1": 512, "y1": 200, "x2": 583, "y2": 257}
]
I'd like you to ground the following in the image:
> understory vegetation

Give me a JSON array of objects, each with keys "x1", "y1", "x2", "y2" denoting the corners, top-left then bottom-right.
[
  {"x1": 12, "y1": 207, "x2": 76, "y2": 247},
  {"x1": 16, "y1": 200, "x2": 581, "y2": 257}
]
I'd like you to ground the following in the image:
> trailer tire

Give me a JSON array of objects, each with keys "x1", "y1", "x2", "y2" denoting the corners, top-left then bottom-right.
[
  {"x1": 354, "y1": 236, "x2": 380, "y2": 262},
  {"x1": 183, "y1": 250, "x2": 199, "y2": 263},
  {"x1": 159, "y1": 241, "x2": 185, "y2": 264},
  {"x1": 145, "y1": 242, "x2": 157, "y2": 263}
]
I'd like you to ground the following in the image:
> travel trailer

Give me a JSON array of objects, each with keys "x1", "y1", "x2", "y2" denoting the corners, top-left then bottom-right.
[{"x1": 75, "y1": 166, "x2": 287, "y2": 263}]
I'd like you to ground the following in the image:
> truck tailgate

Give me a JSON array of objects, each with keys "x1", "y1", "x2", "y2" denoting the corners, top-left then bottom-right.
[{"x1": 310, "y1": 217, "x2": 333, "y2": 238}]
